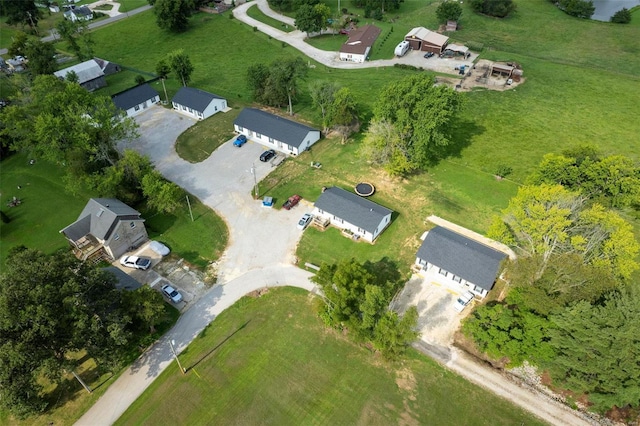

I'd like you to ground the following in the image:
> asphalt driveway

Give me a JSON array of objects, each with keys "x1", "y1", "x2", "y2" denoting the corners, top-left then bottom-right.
[{"x1": 126, "y1": 106, "x2": 312, "y2": 282}]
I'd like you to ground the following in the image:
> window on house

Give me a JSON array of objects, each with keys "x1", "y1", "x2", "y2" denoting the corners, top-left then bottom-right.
[
  {"x1": 238, "y1": 126, "x2": 243, "y2": 132},
  {"x1": 188, "y1": 108, "x2": 193, "y2": 113},
  {"x1": 130, "y1": 222, "x2": 136, "y2": 229},
  {"x1": 357, "y1": 227, "x2": 365, "y2": 233},
  {"x1": 215, "y1": 106, "x2": 218, "y2": 111},
  {"x1": 134, "y1": 105, "x2": 140, "y2": 111},
  {"x1": 256, "y1": 133, "x2": 262, "y2": 139},
  {"x1": 453, "y1": 276, "x2": 462, "y2": 283},
  {"x1": 269, "y1": 137, "x2": 274, "y2": 143}
]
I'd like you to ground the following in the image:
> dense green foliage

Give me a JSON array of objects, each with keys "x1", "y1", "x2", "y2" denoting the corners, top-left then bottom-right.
[
  {"x1": 548, "y1": 287, "x2": 640, "y2": 411},
  {"x1": 154, "y1": 0, "x2": 191, "y2": 32},
  {"x1": 56, "y1": 18, "x2": 95, "y2": 61},
  {"x1": 611, "y1": 8, "x2": 632, "y2": 23},
  {"x1": 553, "y1": 0, "x2": 595, "y2": 19},
  {"x1": 488, "y1": 184, "x2": 639, "y2": 280},
  {"x1": 436, "y1": 0, "x2": 463, "y2": 23},
  {"x1": 294, "y1": 3, "x2": 330, "y2": 36},
  {"x1": 360, "y1": 74, "x2": 465, "y2": 175},
  {"x1": 313, "y1": 258, "x2": 418, "y2": 359},
  {"x1": 167, "y1": 49, "x2": 194, "y2": 86},
  {"x1": 1, "y1": 0, "x2": 39, "y2": 28},
  {"x1": 0, "y1": 247, "x2": 166, "y2": 417},
  {"x1": 246, "y1": 57, "x2": 308, "y2": 114},
  {"x1": 470, "y1": 0, "x2": 516, "y2": 18}
]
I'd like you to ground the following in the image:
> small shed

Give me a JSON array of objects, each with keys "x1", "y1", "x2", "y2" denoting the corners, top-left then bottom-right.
[
  {"x1": 446, "y1": 21, "x2": 458, "y2": 31},
  {"x1": 491, "y1": 63, "x2": 515, "y2": 78}
]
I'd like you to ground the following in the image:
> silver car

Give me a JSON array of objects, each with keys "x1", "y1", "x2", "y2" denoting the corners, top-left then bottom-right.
[{"x1": 162, "y1": 284, "x2": 183, "y2": 304}]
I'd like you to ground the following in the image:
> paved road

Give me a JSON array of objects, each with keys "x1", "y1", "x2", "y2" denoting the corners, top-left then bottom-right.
[{"x1": 0, "y1": 4, "x2": 151, "y2": 55}]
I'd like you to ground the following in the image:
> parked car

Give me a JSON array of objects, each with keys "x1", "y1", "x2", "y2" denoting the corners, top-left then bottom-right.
[
  {"x1": 283, "y1": 194, "x2": 301, "y2": 210},
  {"x1": 162, "y1": 284, "x2": 183, "y2": 304},
  {"x1": 233, "y1": 134, "x2": 247, "y2": 147},
  {"x1": 120, "y1": 255, "x2": 152, "y2": 270},
  {"x1": 454, "y1": 291, "x2": 474, "y2": 313},
  {"x1": 297, "y1": 213, "x2": 312, "y2": 230},
  {"x1": 424, "y1": 52, "x2": 434, "y2": 58},
  {"x1": 259, "y1": 149, "x2": 276, "y2": 162}
]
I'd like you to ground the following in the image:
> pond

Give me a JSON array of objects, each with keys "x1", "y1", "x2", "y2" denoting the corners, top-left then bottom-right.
[{"x1": 591, "y1": 0, "x2": 640, "y2": 21}]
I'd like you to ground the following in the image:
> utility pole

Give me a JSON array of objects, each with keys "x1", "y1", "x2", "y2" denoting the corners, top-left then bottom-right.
[
  {"x1": 169, "y1": 340, "x2": 186, "y2": 374},
  {"x1": 250, "y1": 163, "x2": 259, "y2": 199},
  {"x1": 186, "y1": 195, "x2": 194, "y2": 222}
]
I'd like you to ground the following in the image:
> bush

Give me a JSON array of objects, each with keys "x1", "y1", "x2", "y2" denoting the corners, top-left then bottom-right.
[
  {"x1": 393, "y1": 63, "x2": 420, "y2": 71},
  {"x1": 372, "y1": 8, "x2": 383, "y2": 20},
  {"x1": 135, "y1": 75, "x2": 146, "y2": 85},
  {"x1": 610, "y1": 8, "x2": 631, "y2": 23},
  {"x1": 495, "y1": 164, "x2": 513, "y2": 178},
  {"x1": 341, "y1": 7, "x2": 347, "y2": 14},
  {"x1": 436, "y1": 0, "x2": 463, "y2": 23},
  {"x1": 253, "y1": 26, "x2": 258, "y2": 32},
  {"x1": 555, "y1": 0, "x2": 594, "y2": 19},
  {"x1": 470, "y1": 0, "x2": 516, "y2": 18}
]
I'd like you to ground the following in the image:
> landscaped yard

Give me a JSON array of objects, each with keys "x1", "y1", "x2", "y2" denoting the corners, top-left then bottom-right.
[{"x1": 115, "y1": 287, "x2": 545, "y2": 426}]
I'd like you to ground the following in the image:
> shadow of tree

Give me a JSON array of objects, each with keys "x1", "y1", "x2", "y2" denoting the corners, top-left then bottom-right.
[
  {"x1": 430, "y1": 118, "x2": 485, "y2": 165},
  {"x1": 187, "y1": 320, "x2": 251, "y2": 371}
]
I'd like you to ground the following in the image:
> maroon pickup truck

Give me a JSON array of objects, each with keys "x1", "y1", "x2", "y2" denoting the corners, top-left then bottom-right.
[{"x1": 283, "y1": 195, "x2": 301, "y2": 210}]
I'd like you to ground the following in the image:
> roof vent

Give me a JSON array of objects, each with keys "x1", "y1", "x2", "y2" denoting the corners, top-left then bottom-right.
[
  {"x1": 97, "y1": 208, "x2": 104, "y2": 217},
  {"x1": 370, "y1": 208, "x2": 373, "y2": 212}
]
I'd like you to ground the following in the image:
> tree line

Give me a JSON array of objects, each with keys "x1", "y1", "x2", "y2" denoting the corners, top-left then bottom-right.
[{"x1": 464, "y1": 145, "x2": 640, "y2": 415}]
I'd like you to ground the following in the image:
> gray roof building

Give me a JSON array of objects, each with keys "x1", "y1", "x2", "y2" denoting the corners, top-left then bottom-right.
[
  {"x1": 112, "y1": 84, "x2": 159, "y2": 111},
  {"x1": 62, "y1": 198, "x2": 142, "y2": 243},
  {"x1": 55, "y1": 60, "x2": 104, "y2": 84},
  {"x1": 416, "y1": 226, "x2": 506, "y2": 291},
  {"x1": 234, "y1": 108, "x2": 319, "y2": 150},
  {"x1": 314, "y1": 187, "x2": 393, "y2": 235},
  {"x1": 172, "y1": 87, "x2": 224, "y2": 113}
]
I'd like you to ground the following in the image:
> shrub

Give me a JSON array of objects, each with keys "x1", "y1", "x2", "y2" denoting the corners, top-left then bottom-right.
[
  {"x1": 372, "y1": 8, "x2": 383, "y2": 20},
  {"x1": 610, "y1": 8, "x2": 631, "y2": 23},
  {"x1": 436, "y1": 0, "x2": 463, "y2": 23},
  {"x1": 555, "y1": 0, "x2": 594, "y2": 19},
  {"x1": 470, "y1": 0, "x2": 516, "y2": 18},
  {"x1": 341, "y1": 7, "x2": 347, "y2": 14},
  {"x1": 495, "y1": 164, "x2": 513, "y2": 178},
  {"x1": 135, "y1": 75, "x2": 146, "y2": 85},
  {"x1": 253, "y1": 26, "x2": 258, "y2": 32}
]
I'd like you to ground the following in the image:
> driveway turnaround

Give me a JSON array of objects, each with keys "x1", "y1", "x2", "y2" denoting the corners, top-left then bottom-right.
[
  {"x1": 76, "y1": 106, "x2": 318, "y2": 425},
  {"x1": 233, "y1": 0, "x2": 476, "y2": 74}
]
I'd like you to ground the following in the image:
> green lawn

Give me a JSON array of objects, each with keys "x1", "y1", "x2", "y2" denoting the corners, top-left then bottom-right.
[
  {"x1": 115, "y1": 287, "x2": 545, "y2": 426},
  {"x1": 114, "y1": 0, "x2": 149, "y2": 13},
  {"x1": 0, "y1": 153, "x2": 228, "y2": 269},
  {"x1": 175, "y1": 107, "x2": 243, "y2": 163},
  {"x1": 246, "y1": 4, "x2": 295, "y2": 33}
]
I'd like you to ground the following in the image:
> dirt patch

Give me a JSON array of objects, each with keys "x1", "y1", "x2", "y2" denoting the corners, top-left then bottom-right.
[
  {"x1": 395, "y1": 367, "x2": 417, "y2": 395},
  {"x1": 435, "y1": 59, "x2": 525, "y2": 92},
  {"x1": 247, "y1": 287, "x2": 270, "y2": 298}
]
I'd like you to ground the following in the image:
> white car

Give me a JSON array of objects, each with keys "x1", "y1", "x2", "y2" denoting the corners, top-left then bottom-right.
[
  {"x1": 454, "y1": 291, "x2": 474, "y2": 313},
  {"x1": 120, "y1": 255, "x2": 152, "y2": 270},
  {"x1": 297, "y1": 213, "x2": 312, "y2": 230},
  {"x1": 162, "y1": 284, "x2": 183, "y2": 304}
]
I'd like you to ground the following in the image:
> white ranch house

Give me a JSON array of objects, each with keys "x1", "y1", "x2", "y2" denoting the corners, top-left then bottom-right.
[
  {"x1": 111, "y1": 84, "x2": 160, "y2": 117},
  {"x1": 172, "y1": 87, "x2": 227, "y2": 120},
  {"x1": 234, "y1": 108, "x2": 321, "y2": 156},
  {"x1": 415, "y1": 226, "x2": 507, "y2": 298},
  {"x1": 312, "y1": 187, "x2": 393, "y2": 243}
]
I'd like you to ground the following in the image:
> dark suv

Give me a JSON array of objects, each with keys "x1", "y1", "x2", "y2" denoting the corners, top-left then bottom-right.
[{"x1": 259, "y1": 149, "x2": 276, "y2": 162}]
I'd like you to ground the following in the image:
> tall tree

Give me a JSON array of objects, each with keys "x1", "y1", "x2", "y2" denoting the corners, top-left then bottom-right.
[
  {"x1": 470, "y1": 0, "x2": 516, "y2": 18},
  {"x1": 269, "y1": 57, "x2": 308, "y2": 115},
  {"x1": 7, "y1": 30, "x2": 30, "y2": 58},
  {"x1": 325, "y1": 87, "x2": 359, "y2": 142},
  {"x1": 24, "y1": 39, "x2": 57, "y2": 75},
  {"x1": 168, "y1": 49, "x2": 194, "y2": 86},
  {"x1": 155, "y1": 59, "x2": 171, "y2": 102},
  {"x1": 55, "y1": 18, "x2": 94, "y2": 60},
  {"x1": 2, "y1": 0, "x2": 39, "y2": 29},
  {"x1": 295, "y1": 4, "x2": 321, "y2": 37},
  {"x1": 154, "y1": 0, "x2": 191, "y2": 32},
  {"x1": 0, "y1": 75, "x2": 138, "y2": 173},
  {"x1": 360, "y1": 74, "x2": 465, "y2": 175},
  {"x1": 0, "y1": 247, "x2": 129, "y2": 416},
  {"x1": 489, "y1": 184, "x2": 639, "y2": 280},
  {"x1": 548, "y1": 287, "x2": 640, "y2": 412},
  {"x1": 436, "y1": 0, "x2": 463, "y2": 23},
  {"x1": 246, "y1": 63, "x2": 271, "y2": 103},
  {"x1": 308, "y1": 80, "x2": 339, "y2": 125},
  {"x1": 141, "y1": 170, "x2": 185, "y2": 213}
]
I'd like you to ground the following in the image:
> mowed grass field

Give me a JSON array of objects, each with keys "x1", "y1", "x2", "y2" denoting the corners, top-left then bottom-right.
[
  {"x1": 0, "y1": 153, "x2": 227, "y2": 268},
  {"x1": 116, "y1": 287, "x2": 545, "y2": 426}
]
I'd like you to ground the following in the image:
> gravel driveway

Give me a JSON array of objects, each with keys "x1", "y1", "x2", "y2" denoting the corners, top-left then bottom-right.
[{"x1": 124, "y1": 106, "x2": 312, "y2": 282}]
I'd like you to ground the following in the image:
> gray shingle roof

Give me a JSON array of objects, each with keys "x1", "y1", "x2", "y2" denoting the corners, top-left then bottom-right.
[
  {"x1": 112, "y1": 84, "x2": 159, "y2": 111},
  {"x1": 172, "y1": 87, "x2": 223, "y2": 113},
  {"x1": 234, "y1": 108, "x2": 319, "y2": 149},
  {"x1": 416, "y1": 226, "x2": 506, "y2": 290},
  {"x1": 314, "y1": 187, "x2": 393, "y2": 234},
  {"x1": 54, "y1": 60, "x2": 104, "y2": 84},
  {"x1": 61, "y1": 198, "x2": 142, "y2": 242}
]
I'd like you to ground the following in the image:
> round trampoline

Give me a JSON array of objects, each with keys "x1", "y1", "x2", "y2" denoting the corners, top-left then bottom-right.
[{"x1": 355, "y1": 182, "x2": 375, "y2": 197}]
